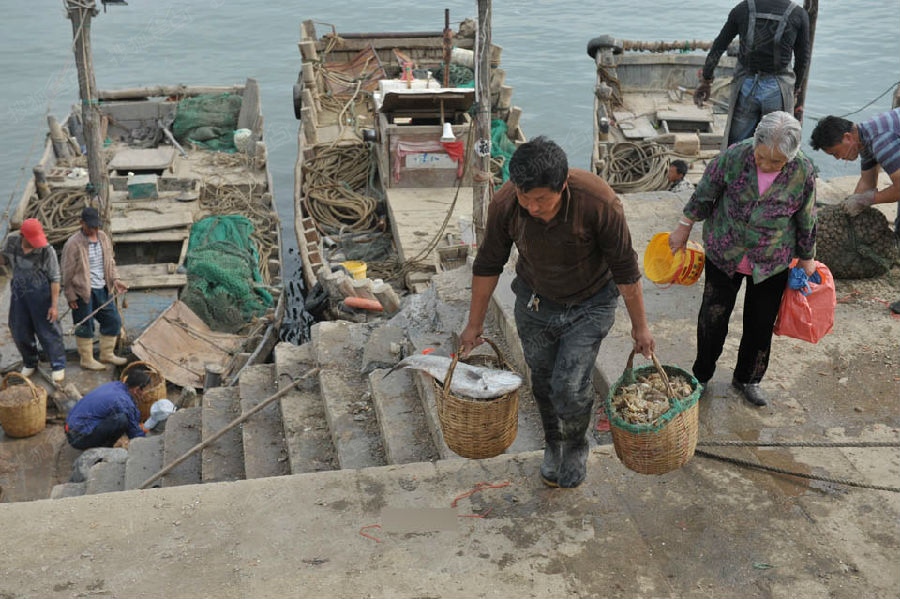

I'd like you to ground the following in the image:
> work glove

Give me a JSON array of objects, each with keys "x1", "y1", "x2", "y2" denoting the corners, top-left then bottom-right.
[
  {"x1": 693, "y1": 78, "x2": 713, "y2": 108},
  {"x1": 841, "y1": 189, "x2": 876, "y2": 217}
]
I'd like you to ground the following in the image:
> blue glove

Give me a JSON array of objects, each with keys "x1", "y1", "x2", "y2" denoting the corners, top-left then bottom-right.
[{"x1": 788, "y1": 266, "x2": 821, "y2": 296}]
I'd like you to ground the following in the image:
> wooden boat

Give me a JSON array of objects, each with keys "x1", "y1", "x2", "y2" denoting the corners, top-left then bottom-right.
[
  {"x1": 1, "y1": 79, "x2": 283, "y2": 391},
  {"x1": 293, "y1": 15, "x2": 526, "y2": 312},
  {"x1": 586, "y1": 35, "x2": 737, "y2": 193}
]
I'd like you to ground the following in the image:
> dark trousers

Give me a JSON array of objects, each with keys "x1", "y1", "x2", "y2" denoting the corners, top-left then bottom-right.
[
  {"x1": 692, "y1": 261, "x2": 789, "y2": 385},
  {"x1": 66, "y1": 412, "x2": 129, "y2": 450},
  {"x1": 513, "y1": 278, "x2": 618, "y2": 443},
  {"x1": 8, "y1": 273, "x2": 66, "y2": 370},
  {"x1": 72, "y1": 286, "x2": 121, "y2": 338}
]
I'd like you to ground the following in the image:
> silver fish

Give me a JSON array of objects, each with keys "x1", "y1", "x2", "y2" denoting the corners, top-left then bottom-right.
[{"x1": 387, "y1": 354, "x2": 523, "y2": 399}]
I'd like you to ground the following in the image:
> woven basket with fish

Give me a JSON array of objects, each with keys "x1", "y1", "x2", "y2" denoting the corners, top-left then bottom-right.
[
  {"x1": 605, "y1": 350, "x2": 700, "y2": 475},
  {"x1": 435, "y1": 338, "x2": 521, "y2": 459}
]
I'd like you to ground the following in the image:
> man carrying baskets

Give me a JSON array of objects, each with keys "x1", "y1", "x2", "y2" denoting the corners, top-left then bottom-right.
[{"x1": 460, "y1": 137, "x2": 656, "y2": 489}]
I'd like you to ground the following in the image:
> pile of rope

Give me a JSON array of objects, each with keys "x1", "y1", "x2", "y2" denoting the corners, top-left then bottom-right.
[
  {"x1": 604, "y1": 141, "x2": 670, "y2": 193},
  {"x1": 302, "y1": 143, "x2": 380, "y2": 235},
  {"x1": 23, "y1": 188, "x2": 89, "y2": 246},
  {"x1": 199, "y1": 181, "x2": 279, "y2": 284}
]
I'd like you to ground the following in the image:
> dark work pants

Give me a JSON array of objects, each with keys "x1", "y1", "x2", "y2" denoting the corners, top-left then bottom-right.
[
  {"x1": 692, "y1": 261, "x2": 789, "y2": 385},
  {"x1": 66, "y1": 412, "x2": 129, "y2": 450},
  {"x1": 8, "y1": 271, "x2": 66, "y2": 370},
  {"x1": 72, "y1": 286, "x2": 121, "y2": 338},
  {"x1": 513, "y1": 277, "x2": 618, "y2": 443}
]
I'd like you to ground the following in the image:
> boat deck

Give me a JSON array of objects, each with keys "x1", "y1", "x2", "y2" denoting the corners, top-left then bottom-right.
[{"x1": 385, "y1": 186, "x2": 473, "y2": 281}]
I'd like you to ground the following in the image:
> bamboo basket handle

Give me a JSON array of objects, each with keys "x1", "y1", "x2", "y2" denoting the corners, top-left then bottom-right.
[
  {"x1": 622, "y1": 350, "x2": 675, "y2": 398},
  {"x1": 0, "y1": 372, "x2": 41, "y2": 402},
  {"x1": 122, "y1": 360, "x2": 159, "y2": 379},
  {"x1": 443, "y1": 336, "x2": 509, "y2": 394}
]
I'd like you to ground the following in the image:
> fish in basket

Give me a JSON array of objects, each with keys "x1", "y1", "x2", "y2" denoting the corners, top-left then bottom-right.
[
  {"x1": 386, "y1": 338, "x2": 523, "y2": 459},
  {"x1": 605, "y1": 350, "x2": 700, "y2": 475}
]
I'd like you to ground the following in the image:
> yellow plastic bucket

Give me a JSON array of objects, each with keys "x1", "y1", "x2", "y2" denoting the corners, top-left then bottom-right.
[
  {"x1": 643, "y1": 232, "x2": 705, "y2": 286},
  {"x1": 341, "y1": 260, "x2": 367, "y2": 280}
]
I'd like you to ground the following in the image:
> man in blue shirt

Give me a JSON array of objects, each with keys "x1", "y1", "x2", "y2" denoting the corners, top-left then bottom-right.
[
  {"x1": 65, "y1": 367, "x2": 152, "y2": 449},
  {"x1": 810, "y1": 107, "x2": 900, "y2": 313}
]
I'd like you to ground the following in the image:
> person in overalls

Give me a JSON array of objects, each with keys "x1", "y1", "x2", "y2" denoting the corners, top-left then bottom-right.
[
  {"x1": 0, "y1": 218, "x2": 66, "y2": 382},
  {"x1": 693, "y1": 0, "x2": 810, "y2": 147}
]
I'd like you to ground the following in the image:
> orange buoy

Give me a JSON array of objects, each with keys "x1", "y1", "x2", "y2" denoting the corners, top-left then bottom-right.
[{"x1": 343, "y1": 296, "x2": 383, "y2": 311}]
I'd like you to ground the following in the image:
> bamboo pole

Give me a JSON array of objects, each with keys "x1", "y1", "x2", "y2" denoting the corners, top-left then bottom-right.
[{"x1": 139, "y1": 367, "x2": 320, "y2": 489}]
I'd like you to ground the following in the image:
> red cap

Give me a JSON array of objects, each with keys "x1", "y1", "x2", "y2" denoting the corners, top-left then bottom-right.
[{"x1": 20, "y1": 219, "x2": 48, "y2": 249}]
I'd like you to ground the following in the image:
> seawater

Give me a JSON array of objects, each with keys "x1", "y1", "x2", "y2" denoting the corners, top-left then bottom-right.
[{"x1": 2, "y1": 0, "x2": 898, "y2": 231}]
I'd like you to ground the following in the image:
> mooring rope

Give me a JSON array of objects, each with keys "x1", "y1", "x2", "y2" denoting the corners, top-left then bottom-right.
[
  {"x1": 698, "y1": 440, "x2": 900, "y2": 448},
  {"x1": 695, "y1": 449, "x2": 900, "y2": 493}
]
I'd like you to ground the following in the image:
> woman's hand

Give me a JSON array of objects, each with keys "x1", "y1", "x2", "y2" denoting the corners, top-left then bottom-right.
[
  {"x1": 797, "y1": 258, "x2": 817, "y2": 277},
  {"x1": 668, "y1": 219, "x2": 693, "y2": 253}
]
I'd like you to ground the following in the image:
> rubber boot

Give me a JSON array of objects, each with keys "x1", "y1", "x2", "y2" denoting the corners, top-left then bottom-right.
[
  {"x1": 51, "y1": 368, "x2": 66, "y2": 383},
  {"x1": 21, "y1": 366, "x2": 35, "y2": 378},
  {"x1": 99, "y1": 335, "x2": 127, "y2": 366},
  {"x1": 77, "y1": 337, "x2": 105, "y2": 371},
  {"x1": 557, "y1": 412, "x2": 592, "y2": 488},
  {"x1": 534, "y1": 393, "x2": 563, "y2": 487}
]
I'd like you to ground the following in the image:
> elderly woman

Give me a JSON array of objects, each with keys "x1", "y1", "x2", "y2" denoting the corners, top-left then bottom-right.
[{"x1": 669, "y1": 111, "x2": 816, "y2": 407}]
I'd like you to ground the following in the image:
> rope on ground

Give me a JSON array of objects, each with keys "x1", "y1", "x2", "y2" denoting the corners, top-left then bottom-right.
[
  {"x1": 698, "y1": 440, "x2": 900, "y2": 448},
  {"x1": 694, "y1": 449, "x2": 900, "y2": 493},
  {"x1": 302, "y1": 144, "x2": 379, "y2": 235}
]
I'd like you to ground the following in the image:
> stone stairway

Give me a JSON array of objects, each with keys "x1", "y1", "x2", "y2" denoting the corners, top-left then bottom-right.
[{"x1": 50, "y1": 316, "x2": 545, "y2": 499}]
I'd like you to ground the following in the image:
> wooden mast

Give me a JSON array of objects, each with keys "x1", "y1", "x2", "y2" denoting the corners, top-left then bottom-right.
[
  {"x1": 795, "y1": 0, "x2": 818, "y2": 123},
  {"x1": 66, "y1": 0, "x2": 109, "y2": 215},
  {"x1": 473, "y1": 0, "x2": 492, "y2": 245}
]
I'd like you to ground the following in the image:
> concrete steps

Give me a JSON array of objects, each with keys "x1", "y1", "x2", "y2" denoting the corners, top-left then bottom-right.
[{"x1": 50, "y1": 271, "x2": 542, "y2": 498}]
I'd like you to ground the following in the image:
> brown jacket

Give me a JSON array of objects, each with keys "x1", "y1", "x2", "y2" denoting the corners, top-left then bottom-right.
[{"x1": 61, "y1": 229, "x2": 120, "y2": 303}]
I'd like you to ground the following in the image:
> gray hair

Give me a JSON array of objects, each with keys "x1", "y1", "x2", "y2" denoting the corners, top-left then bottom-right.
[{"x1": 753, "y1": 111, "x2": 802, "y2": 160}]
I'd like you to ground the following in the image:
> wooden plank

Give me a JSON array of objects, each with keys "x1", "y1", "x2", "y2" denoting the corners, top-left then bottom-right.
[
  {"x1": 384, "y1": 187, "x2": 473, "y2": 265},
  {"x1": 110, "y1": 211, "x2": 194, "y2": 234},
  {"x1": 131, "y1": 300, "x2": 244, "y2": 389},
  {"x1": 117, "y1": 263, "x2": 187, "y2": 289},
  {"x1": 108, "y1": 147, "x2": 176, "y2": 171},
  {"x1": 114, "y1": 230, "x2": 189, "y2": 243},
  {"x1": 121, "y1": 274, "x2": 188, "y2": 289}
]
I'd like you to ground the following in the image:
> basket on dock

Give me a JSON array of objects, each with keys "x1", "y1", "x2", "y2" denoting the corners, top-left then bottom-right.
[
  {"x1": 434, "y1": 338, "x2": 519, "y2": 459},
  {"x1": 121, "y1": 361, "x2": 167, "y2": 421},
  {"x1": 0, "y1": 372, "x2": 48, "y2": 438},
  {"x1": 605, "y1": 350, "x2": 700, "y2": 475}
]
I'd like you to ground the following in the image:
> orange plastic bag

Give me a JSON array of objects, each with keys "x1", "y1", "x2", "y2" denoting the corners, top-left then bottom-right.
[{"x1": 774, "y1": 260, "x2": 836, "y2": 344}]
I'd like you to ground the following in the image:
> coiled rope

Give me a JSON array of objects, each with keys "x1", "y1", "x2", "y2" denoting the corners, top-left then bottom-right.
[
  {"x1": 302, "y1": 143, "x2": 379, "y2": 235},
  {"x1": 605, "y1": 141, "x2": 670, "y2": 193}
]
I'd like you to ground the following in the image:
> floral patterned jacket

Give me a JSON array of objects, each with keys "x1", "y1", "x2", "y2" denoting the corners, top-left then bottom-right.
[{"x1": 683, "y1": 139, "x2": 817, "y2": 283}]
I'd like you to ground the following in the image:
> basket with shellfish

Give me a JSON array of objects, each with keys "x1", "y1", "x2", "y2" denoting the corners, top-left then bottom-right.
[{"x1": 604, "y1": 350, "x2": 700, "y2": 475}]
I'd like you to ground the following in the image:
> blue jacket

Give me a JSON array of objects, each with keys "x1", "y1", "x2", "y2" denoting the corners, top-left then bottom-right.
[{"x1": 66, "y1": 381, "x2": 145, "y2": 439}]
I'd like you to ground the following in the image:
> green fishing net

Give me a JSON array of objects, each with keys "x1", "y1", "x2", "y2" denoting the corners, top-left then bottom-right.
[
  {"x1": 172, "y1": 93, "x2": 242, "y2": 152},
  {"x1": 181, "y1": 215, "x2": 273, "y2": 333}
]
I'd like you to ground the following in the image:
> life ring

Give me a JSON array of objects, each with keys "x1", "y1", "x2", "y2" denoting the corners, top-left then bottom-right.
[
  {"x1": 293, "y1": 81, "x2": 304, "y2": 120},
  {"x1": 587, "y1": 35, "x2": 623, "y2": 59}
]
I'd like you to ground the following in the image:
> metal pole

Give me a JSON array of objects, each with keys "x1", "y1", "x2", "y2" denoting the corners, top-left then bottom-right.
[{"x1": 66, "y1": 0, "x2": 109, "y2": 215}]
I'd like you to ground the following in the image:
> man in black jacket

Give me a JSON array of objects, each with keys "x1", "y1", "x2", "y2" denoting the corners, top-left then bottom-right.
[{"x1": 694, "y1": 0, "x2": 810, "y2": 146}]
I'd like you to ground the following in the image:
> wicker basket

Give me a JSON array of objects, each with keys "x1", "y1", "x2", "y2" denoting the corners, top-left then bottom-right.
[
  {"x1": 121, "y1": 361, "x2": 167, "y2": 421},
  {"x1": 0, "y1": 372, "x2": 48, "y2": 438},
  {"x1": 434, "y1": 338, "x2": 519, "y2": 459},
  {"x1": 606, "y1": 351, "x2": 700, "y2": 475}
]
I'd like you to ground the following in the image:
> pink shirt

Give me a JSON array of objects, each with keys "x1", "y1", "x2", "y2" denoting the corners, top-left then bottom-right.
[{"x1": 736, "y1": 167, "x2": 781, "y2": 275}]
